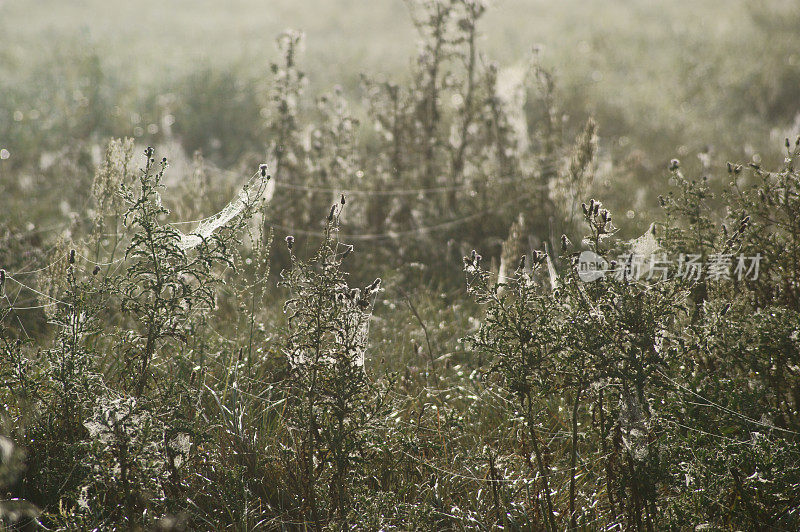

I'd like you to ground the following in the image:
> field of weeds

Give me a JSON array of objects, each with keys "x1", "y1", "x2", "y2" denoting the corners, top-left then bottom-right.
[{"x1": 1, "y1": 1, "x2": 799, "y2": 530}]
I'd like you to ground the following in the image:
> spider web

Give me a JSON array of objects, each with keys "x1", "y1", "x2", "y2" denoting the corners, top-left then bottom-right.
[{"x1": 177, "y1": 173, "x2": 274, "y2": 251}]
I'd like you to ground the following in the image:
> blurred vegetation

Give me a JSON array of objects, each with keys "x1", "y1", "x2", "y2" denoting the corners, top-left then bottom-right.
[{"x1": 1, "y1": 0, "x2": 799, "y2": 529}]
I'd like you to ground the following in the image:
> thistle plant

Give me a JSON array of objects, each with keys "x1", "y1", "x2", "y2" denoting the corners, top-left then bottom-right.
[
  {"x1": 113, "y1": 147, "x2": 244, "y2": 397},
  {"x1": 466, "y1": 196, "x2": 695, "y2": 529},
  {"x1": 0, "y1": 250, "x2": 107, "y2": 519},
  {"x1": 653, "y1": 140, "x2": 800, "y2": 529},
  {"x1": 732, "y1": 137, "x2": 800, "y2": 309},
  {"x1": 263, "y1": 30, "x2": 308, "y2": 236},
  {"x1": 464, "y1": 248, "x2": 562, "y2": 531},
  {"x1": 280, "y1": 205, "x2": 386, "y2": 527}
]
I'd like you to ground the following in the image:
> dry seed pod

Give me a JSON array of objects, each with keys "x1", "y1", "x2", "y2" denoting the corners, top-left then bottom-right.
[
  {"x1": 260, "y1": 164, "x2": 268, "y2": 177},
  {"x1": 285, "y1": 235, "x2": 295, "y2": 250}
]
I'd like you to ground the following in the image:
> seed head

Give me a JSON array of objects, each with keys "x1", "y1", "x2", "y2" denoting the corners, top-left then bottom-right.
[
  {"x1": 740, "y1": 215, "x2": 750, "y2": 232},
  {"x1": 471, "y1": 249, "x2": 481, "y2": 267},
  {"x1": 285, "y1": 235, "x2": 295, "y2": 250},
  {"x1": 342, "y1": 244, "x2": 354, "y2": 259},
  {"x1": 517, "y1": 254, "x2": 526, "y2": 271},
  {"x1": 560, "y1": 234, "x2": 571, "y2": 252},
  {"x1": 93, "y1": 265, "x2": 101, "y2": 276},
  {"x1": 669, "y1": 159, "x2": 680, "y2": 171},
  {"x1": 145, "y1": 146, "x2": 154, "y2": 158},
  {"x1": 68, "y1": 249, "x2": 76, "y2": 264},
  {"x1": 365, "y1": 277, "x2": 381, "y2": 294},
  {"x1": 340, "y1": 193, "x2": 346, "y2": 205},
  {"x1": 328, "y1": 205, "x2": 336, "y2": 222},
  {"x1": 0, "y1": 269, "x2": 5, "y2": 290},
  {"x1": 259, "y1": 164, "x2": 268, "y2": 177}
]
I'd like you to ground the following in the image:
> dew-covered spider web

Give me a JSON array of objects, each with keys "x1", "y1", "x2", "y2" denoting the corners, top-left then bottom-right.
[{"x1": 177, "y1": 172, "x2": 274, "y2": 251}]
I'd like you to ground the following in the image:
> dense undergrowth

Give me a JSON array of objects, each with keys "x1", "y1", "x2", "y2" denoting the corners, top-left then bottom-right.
[{"x1": 2, "y1": 1, "x2": 800, "y2": 530}]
